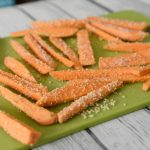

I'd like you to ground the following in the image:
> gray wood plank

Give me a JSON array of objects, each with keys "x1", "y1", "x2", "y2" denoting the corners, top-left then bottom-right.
[
  {"x1": 140, "y1": 0, "x2": 150, "y2": 4},
  {"x1": 92, "y1": 0, "x2": 150, "y2": 16},
  {"x1": 33, "y1": 131, "x2": 103, "y2": 150},
  {"x1": 47, "y1": 0, "x2": 108, "y2": 18},
  {"x1": 18, "y1": 1, "x2": 71, "y2": 20},
  {"x1": 0, "y1": 7, "x2": 31, "y2": 37},
  {"x1": 90, "y1": 110, "x2": 150, "y2": 150}
]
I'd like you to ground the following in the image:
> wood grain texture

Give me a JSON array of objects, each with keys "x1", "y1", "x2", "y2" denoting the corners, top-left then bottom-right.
[
  {"x1": 92, "y1": 0, "x2": 150, "y2": 16},
  {"x1": 33, "y1": 131, "x2": 103, "y2": 150},
  {"x1": 18, "y1": 1, "x2": 71, "y2": 20},
  {"x1": 0, "y1": 7, "x2": 31, "y2": 37},
  {"x1": 48, "y1": 0, "x2": 108, "y2": 18},
  {"x1": 90, "y1": 110, "x2": 150, "y2": 150}
]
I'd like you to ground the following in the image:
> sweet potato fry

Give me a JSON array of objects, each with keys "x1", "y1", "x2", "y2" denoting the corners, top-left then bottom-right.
[
  {"x1": 0, "y1": 111, "x2": 41, "y2": 145},
  {"x1": 11, "y1": 29, "x2": 32, "y2": 37},
  {"x1": 99, "y1": 51, "x2": 150, "y2": 69},
  {"x1": 4, "y1": 56, "x2": 37, "y2": 83},
  {"x1": 0, "y1": 86, "x2": 57, "y2": 125},
  {"x1": 24, "y1": 33, "x2": 56, "y2": 69},
  {"x1": 0, "y1": 69, "x2": 47, "y2": 94},
  {"x1": 57, "y1": 80, "x2": 123, "y2": 123},
  {"x1": 10, "y1": 40, "x2": 52, "y2": 74},
  {"x1": 31, "y1": 19, "x2": 85, "y2": 28},
  {"x1": 36, "y1": 78, "x2": 111, "y2": 107},
  {"x1": 31, "y1": 34, "x2": 74, "y2": 67},
  {"x1": 86, "y1": 16, "x2": 148, "y2": 31},
  {"x1": 49, "y1": 36, "x2": 82, "y2": 69},
  {"x1": 50, "y1": 66, "x2": 150, "y2": 81},
  {"x1": 108, "y1": 73, "x2": 150, "y2": 83},
  {"x1": 77, "y1": 29, "x2": 95, "y2": 66},
  {"x1": 142, "y1": 79, "x2": 150, "y2": 91},
  {"x1": 91, "y1": 21, "x2": 148, "y2": 41},
  {"x1": 105, "y1": 41, "x2": 150, "y2": 52},
  {"x1": 0, "y1": 72, "x2": 44, "y2": 101},
  {"x1": 85, "y1": 23, "x2": 119, "y2": 41},
  {"x1": 11, "y1": 27, "x2": 78, "y2": 38}
]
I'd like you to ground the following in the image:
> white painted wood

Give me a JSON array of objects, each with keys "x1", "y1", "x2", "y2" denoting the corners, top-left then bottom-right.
[
  {"x1": 0, "y1": 7, "x2": 31, "y2": 37},
  {"x1": 33, "y1": 131, "x2": 102, "y2": 150},
  {"x1": 90, "y1": 110, "x2": 150, "y2": 150},
  {"x1": 48, "y1": 0, "x2": 108, "y2": 18},
  {"x1": 93, "y1": 0, "x2": 150, "y2": 16},
  {"x1": 18, "y1": 1, "x2": 71, "y2": 20},
  {"x1": 140, "y1": 0, "x2": 150, "y2": 4}
]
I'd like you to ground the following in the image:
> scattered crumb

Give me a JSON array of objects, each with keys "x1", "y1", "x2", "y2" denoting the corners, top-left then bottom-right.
[{"x1": 81, "y1": 98, "x2": 117, "y2": 119}]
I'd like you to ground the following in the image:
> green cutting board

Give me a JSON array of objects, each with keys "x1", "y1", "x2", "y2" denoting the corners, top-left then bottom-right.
[{"x1": 0, "y1": 10, "x2": 150, "y2": 150}]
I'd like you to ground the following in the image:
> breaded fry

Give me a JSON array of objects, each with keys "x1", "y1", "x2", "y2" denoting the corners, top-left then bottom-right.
[
  {"x1": 36, "y1": 78, "x2": 111, "y2": 107},
  {"x1": 10, "y1": 40, "x2": 52, "y2": 74},
  {"x1": 0, "y1": 69, "x2": 47, "y2": 94},
  {"x1": 50, "y1": 66, "x2": 150, "y2": 81},
  {"x1": 0, "y1": 86, "x2": 57, "y2": 125},
  {"x1": 99, "y1": 51, "x2": 150, "y2": 69},
  {"x1": 86, "y1": 23, "x2": 119, "y2": 41},
  {"x1": 11, "y1": 27, "x2": 78, "y2": 37},
  {"x1": 24, "y1": 33, "x2": 56, "y2": 69},
  {"x1": 105, "y1": 41, "x2": 150, "y2": 52},
  {"x1": 49, "y1": 36, "x2": 82, "y2": 69},
  {"x1": 30, "y1": 34, "x2": 74, "y2": 67},
  {"x1": 91, "y1": 21, "x2": 148, "y2": 41},
  {"x1": 4, "y1": 56, "x2": 37, "y2": 83},
  {"x1": 77, "y1": 29, "x2": 95, "y2": 66},
  {"x1": 0, "y1": 111, "x2": 41, "y2": 145},
  {"x1": 0, "y1": 72, "x2": 44, "y2": 101},
  {"x1": 57, "y1": 80, "x2": 123, "y2": 123},
  {"x1": 31, "y1": 19, "x2": 85, "y2": 28},
  {"x1": 86, "y1": 16, "x2": 148, "y2": 31}
]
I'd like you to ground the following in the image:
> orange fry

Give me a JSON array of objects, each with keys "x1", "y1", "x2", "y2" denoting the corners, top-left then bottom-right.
[
  {"x1": 105, "y1": 41, "x2": 150, "y2": 52},
  {"x1": 11, "y1": 27, "x2": 78, "y2": 38},
  {"x1": 58, "y1": 80, "x2": 123, "y2": 123},
  {"x1": 0, "y1": 71, "x2": 44, "y2": 101},
  {"x1": 91, "y1": 21, "x2": 148, "y2": 41},
  {"x1": 142, "y1": 79, "x2": 150, "y2": 91},
  {"x1": 77, "y1": 29, "x2": 95, "y2": 66},
  {"x1": 0, "y1": 111, "x2": 41, "y2": 145},
  {"x1": 24, "y1": 33, "x2": 56, "y2": 69},
  {"x1": 99, "y1": 51, "x2": 150, "y2": 69},
  {"x1": 0, "y1": 69, "x2": 47, "y2": 94},
  {"x1": 11, "y1": 29, "x2": 31, "y2": 37},
  {"x1": 31, "y1": 19, "x2": 85, "y2": 28},
  {"x1": 49, "y1": 36, "x2": 82, "y2": 69},
  {"x1": 87, "y1": 16, "x2": 148, "y2": 31},
  {"x1": 10, "y1": 40, "x2": 52, "y2": 74},
  {"x1": 36, "y1": 78, "x2": 111, "y2": 107},
  {"x1": 0, "y1": 86, "x2": 57, "y2": 125},
  {"x1": 31, "y1": 34, "x2": 74, "y2": 67},
  {"x1": 85, "y1": 23, "x2": 119, "y2": 41},
  {"x1": 50, "y1": 66, "x2": 150, "y2": 81},
  {"x1": 4, "y1": 56, "x2": 37, "y2": 83}
]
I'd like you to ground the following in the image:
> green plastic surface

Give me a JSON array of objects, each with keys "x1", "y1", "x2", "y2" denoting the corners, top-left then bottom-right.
[{"x1": 0, "y1": 10, "x2": 150, "y2": 150}]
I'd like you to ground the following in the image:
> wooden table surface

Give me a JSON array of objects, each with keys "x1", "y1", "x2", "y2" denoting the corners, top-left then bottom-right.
[{"x1": 0, "y1": 0, "x2": 150, "y2": 149}]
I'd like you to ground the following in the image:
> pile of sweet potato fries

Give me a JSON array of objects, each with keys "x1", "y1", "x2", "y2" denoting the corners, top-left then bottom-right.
[{"x1": 0, "y1": 16, "x2": 150, "y2": 145}]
